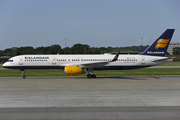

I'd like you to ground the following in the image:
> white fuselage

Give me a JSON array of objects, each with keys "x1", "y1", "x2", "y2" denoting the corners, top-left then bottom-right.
[{"x1": 3, "y1": 54, "x2": 172, "y2": 70}]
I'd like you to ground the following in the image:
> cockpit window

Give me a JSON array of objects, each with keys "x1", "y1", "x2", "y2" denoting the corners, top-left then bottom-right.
[{"x1": 7, "y1": 60, "x2": 13, "y2": 62}]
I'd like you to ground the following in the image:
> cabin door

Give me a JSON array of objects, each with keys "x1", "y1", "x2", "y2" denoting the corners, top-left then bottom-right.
[
  {"x1": 19, "y1": 57, "x2": 23, "y2": 65},
  {"x1": 52, "y1": 57, "x2": 56, "y2": 65},
  {"x1": 141, "y1": 56, "x2": 145, "y2": 65}
]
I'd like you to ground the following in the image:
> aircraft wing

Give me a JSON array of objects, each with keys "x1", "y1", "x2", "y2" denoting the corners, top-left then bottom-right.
[
  {"x1": 65, "y1": 51, "x2": 120, "y2": 68},
  {"x1": 79, "y1": 61, "x2": 110, "y2": 68}
]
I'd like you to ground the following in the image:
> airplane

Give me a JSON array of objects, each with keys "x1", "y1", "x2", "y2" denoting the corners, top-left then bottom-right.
[{"x1": 3, "y1": 29, "x2": 175, "y2": 79}]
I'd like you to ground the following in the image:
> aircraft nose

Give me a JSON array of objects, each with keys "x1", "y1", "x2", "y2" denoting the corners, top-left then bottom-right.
[{"x1": 2, "y1": 62, "x2": 8, "y2": 67}]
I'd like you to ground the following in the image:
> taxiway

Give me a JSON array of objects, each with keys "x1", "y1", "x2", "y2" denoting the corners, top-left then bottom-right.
[{"x1": 0, "y1": 76, "x2": 180, "y2": 120}]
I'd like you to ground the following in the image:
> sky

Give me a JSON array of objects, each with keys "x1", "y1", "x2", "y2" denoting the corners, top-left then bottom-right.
[{"x1": 0, "y1": 0, "x2": 180, "y2": 50}]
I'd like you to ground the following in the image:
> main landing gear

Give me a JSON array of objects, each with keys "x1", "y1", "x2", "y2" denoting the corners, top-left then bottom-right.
[
  {"x1": 20, "y1": 69, "x2": 26, "y2": 79},
  {"x1": 87, "y1": 74, "x2": 96, "y2": 78},
  {"x1": 87, "y1": 68, "x2": 96, "y2": 78}
]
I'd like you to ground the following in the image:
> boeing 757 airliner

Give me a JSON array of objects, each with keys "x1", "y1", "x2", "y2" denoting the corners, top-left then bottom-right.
[{"x1": 3, "y1": 29, "x2": 175, "y2": 79}]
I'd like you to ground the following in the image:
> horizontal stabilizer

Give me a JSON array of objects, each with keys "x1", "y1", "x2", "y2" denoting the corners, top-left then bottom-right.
[{"x1": 151, "y1": 57, "x2": 175, "y2": 62}]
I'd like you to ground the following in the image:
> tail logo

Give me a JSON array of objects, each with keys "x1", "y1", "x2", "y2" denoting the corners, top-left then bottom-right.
[
  {"x1": 154, "y1": 39, "x2": 169, "y2": 50},
  {"x1": 114, "y1": 56, "x2": 118, "y2": 60}
]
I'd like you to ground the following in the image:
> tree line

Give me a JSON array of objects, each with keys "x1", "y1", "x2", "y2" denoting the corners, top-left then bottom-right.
[
  {"x1": 1, "y1": 43, "x2": 150, "y2": 56},
  {"x1": 173, "y1": 47, "x2": 180, "y2": 55}
]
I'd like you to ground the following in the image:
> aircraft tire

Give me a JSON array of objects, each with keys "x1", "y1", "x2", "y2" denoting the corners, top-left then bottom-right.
[
  {"x1": 87, "y1": 74, "x2": 96, "y2": 78},
  {"x1": 92, "y1": 75, "x2": 96, "y2": 78},
  {"x1": 87, "y1": 74, "x2": 92, "y2": 78}
]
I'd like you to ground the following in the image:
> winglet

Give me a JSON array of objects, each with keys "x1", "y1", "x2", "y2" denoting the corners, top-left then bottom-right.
[{"x1": 111, "y1": 51, "x2": 120, "y2": 62}]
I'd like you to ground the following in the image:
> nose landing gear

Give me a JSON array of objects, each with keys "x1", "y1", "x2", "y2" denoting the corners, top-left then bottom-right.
[{"x1": 20, "y1": 69, "x2": 26, "y2": 79}]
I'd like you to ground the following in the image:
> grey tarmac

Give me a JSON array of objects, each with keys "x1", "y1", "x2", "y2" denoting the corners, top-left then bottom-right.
[
  {"x1": 0, "y1": 76, "x2": 180, "y2": 120},
  {"x1": 0, "y1": 106, "x2": 180, "y2": 120}
]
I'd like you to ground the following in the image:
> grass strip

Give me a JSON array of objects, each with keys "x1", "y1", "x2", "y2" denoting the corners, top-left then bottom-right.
[{"x1": 0, "y1": 68, "x2": 180, "y2": 77}]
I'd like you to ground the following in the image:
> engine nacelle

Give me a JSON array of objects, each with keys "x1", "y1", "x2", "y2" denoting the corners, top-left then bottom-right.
[{"x1": 64, "y1": 66, "x2": 86, "y2": 75}]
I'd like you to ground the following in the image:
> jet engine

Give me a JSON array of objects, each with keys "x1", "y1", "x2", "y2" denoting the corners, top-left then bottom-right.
[{"x1": 64, "y1": 66, "x2": 86, "y2": 75}]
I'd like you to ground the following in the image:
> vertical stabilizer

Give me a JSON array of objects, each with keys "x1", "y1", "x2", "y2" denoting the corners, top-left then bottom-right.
[{"x1": 141, "y1": 29, "x2": 175, "y2": 56}]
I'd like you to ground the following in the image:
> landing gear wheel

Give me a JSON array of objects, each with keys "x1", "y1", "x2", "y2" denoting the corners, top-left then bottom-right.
[
  {"x1": 23, "y1": 76, "x2": 26, "y2": 79},
  {"x1": 87, "y1": 74, "x2": 96, "y2": 78},
  {"x1": 87, "y1": 68, "x2": 97, "y2": 78},
  {"x1": 87, "y1": 74, "x2": 92, "y2": 78},
  {"x1": 92, "y1": 75, "x2": 96, "y2": 78}
]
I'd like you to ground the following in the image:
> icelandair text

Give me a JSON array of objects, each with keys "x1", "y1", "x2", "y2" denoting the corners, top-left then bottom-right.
[
  {"x1": 25, "y1": 57, "x2": 49, "y2": 59},
  {"x1": 147, "y1": 51, "x2": 164, "y2": 54}
]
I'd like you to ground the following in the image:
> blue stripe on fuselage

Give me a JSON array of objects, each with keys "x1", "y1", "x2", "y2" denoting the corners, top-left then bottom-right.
[{"x1": 4, "y1": 65, "x2": 151, "y2": 70}]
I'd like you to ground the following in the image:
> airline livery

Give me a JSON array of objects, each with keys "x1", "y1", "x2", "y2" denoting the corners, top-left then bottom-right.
[{"x1": 3, "y1": 29, "x2": 175, "y2": 79}]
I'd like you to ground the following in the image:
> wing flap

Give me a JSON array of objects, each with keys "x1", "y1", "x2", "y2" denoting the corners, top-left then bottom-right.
[{"x1": 79, "y1": 61, "x2": 109, "y2": 68}]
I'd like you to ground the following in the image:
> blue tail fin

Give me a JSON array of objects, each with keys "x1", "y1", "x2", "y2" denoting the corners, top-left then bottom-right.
[{"x1": 141, "y1": 29, "x2": 175, "y2": 56}]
